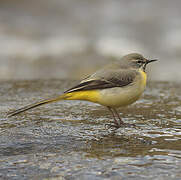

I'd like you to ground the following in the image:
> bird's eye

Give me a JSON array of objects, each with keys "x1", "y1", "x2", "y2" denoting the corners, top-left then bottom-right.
[{"x1": 137, "y1": 60, "x2": 142, "y2": 64}]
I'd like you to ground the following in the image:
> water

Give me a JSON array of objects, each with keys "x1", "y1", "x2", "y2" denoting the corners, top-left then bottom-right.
[{"x1": 0, "y1": 80, "x2": 181, "y2": 179}]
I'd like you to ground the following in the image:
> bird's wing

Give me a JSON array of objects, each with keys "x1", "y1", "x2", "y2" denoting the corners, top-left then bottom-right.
[{"x1": 64, "y1": 69, "x2": 138, "y2": 93}]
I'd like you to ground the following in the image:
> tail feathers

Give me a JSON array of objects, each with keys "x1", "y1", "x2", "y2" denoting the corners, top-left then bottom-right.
[{"x1": 7, "y1": 94, "x2": 66, "y2": 117}]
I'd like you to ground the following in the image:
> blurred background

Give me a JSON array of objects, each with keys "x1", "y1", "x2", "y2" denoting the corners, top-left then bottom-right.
[{"x1": 0, "y1": 0, "x2": 181, "y2": 81}]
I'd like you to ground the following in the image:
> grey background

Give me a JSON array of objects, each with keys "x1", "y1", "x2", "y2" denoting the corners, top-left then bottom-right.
[{"x1": 0, "y1": 0, "x2": 181, "y2": 81}]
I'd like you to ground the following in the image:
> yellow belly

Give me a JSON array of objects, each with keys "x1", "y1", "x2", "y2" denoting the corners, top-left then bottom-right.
[
  {"x1": 65, "y1": 90, "x2": 100, "y2": 103},
  {"x1": 97, "y1": 86, "x2": 144, "y2": 107}
]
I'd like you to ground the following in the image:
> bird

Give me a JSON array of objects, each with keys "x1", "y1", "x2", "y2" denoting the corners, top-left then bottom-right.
[{"x1": 7, "y1": 53, "x2": 157, "y2": 128}]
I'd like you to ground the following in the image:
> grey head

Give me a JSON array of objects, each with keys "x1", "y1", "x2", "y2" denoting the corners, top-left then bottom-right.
[{"x1": 121, "y1": 53, "x2": 157, "y2": 71}]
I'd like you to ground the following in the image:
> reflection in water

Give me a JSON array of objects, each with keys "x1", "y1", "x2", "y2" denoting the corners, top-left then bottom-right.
[{"x1": 0, "y1": 80, "x2": 181, "y2": 179}]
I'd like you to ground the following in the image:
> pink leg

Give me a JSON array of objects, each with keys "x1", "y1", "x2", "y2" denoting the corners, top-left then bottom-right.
[
  {"x1": 107, "y1": 107, "x2": 123, "y2": 128},
  {"x1": 112, "y1": 108, "x2": 125, "y2": 125}
]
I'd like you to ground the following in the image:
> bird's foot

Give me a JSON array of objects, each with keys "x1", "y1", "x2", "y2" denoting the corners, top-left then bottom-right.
[
  {"x1": 105, "y1": 122, "x2": 135, "y2": 129},
  {"x1": 122, "y1": 123, "x2": 136, "y2": 128},
  {"x1": 105, "y1": 123, "x2": 120, "y2": 129},
  {"x1": 105, "y1": 121, "x2": 124, "y2": 129}
]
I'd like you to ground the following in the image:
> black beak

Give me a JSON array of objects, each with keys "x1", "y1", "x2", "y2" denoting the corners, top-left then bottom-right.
[
  {"x1": 143, "y1": 59, "x2": 158, "y2": 72},
  {"x1": 146, "y1": 59, "x2": 158, "y2": 64}
]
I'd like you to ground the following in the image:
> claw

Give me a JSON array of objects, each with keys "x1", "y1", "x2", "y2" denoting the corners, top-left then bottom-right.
[
  {"x1": 105, "y1": 122, "x2": 124, "y2": 129},
  {"x1": 105, "y1": 122, "x2": 136, "y2": 129}
]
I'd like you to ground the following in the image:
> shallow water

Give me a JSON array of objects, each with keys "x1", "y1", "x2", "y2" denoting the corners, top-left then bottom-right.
[{"x1": 0, "y1": 80, "x2": 181, "y2": 179}]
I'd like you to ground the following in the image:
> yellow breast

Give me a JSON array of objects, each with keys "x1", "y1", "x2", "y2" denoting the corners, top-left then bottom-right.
[{"x1": 139, "y1": 69, "x2": 147, "y2": 88}]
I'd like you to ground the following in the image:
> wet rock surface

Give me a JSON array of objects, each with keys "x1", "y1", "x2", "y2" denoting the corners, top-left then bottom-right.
[{"x1": 0, "y1": 80, "x2": 181, "y2": 179}]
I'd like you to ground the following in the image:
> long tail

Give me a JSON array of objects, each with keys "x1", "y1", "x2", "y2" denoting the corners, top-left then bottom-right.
[{"x1": 7, "y1": 94, "x2": 67, "y2": 117}]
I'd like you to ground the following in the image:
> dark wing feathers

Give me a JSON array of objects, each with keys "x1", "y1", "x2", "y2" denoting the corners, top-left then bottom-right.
[
  {"x1": 64, "y1": 80, "x2": 110, "y2": 93},
  {"x1": 65, "y1": 69, "x2": 137, "y2": 93}
]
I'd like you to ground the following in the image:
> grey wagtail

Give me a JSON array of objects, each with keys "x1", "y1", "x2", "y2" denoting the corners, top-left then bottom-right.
[{"x1": 7, "y1": 53, "x2": 157, "y2": 128}]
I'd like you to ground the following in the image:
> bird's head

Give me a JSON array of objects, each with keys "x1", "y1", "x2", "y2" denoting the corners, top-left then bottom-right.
[{"x1": 122, "y1": 53, "x2": 157, "y2": 71}]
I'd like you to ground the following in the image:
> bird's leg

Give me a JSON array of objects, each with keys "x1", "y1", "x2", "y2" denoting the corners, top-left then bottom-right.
[
  {"x1": 112, "y1": 108, "x2": 125, "y2": 125},
  {"x1": 106, "y1": 107, "x2": 120, "y2": 128},
  {"x1": 106, "y1": 107, "x2": 135, "y2": 129},
  {"x1": 113, "y1": 108, "x2": 136, "y2": 128}
]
